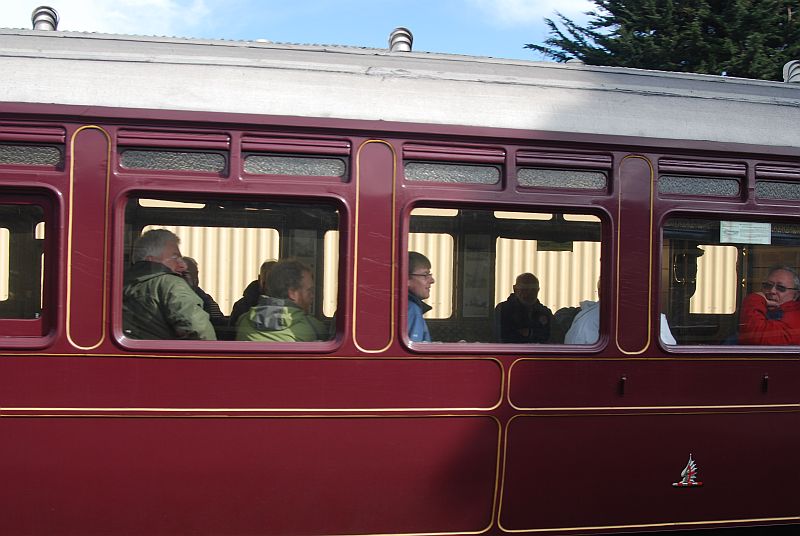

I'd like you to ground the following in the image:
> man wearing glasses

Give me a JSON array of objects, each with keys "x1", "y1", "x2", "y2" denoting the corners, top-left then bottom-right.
[
  {"x1": 739, "y1": 266, "x2": 800, "y2": 345},
  {"x1": 408, "y1": 251, "x2": 435, "y2": 342}
]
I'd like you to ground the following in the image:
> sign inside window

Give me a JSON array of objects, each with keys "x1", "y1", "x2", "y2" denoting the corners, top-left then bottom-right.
[{"x1": 720, "y1": 221, "x2": 771, "y2": 244}]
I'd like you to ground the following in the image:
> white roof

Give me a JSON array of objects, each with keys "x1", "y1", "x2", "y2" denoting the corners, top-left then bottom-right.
[{"x1": 2, "y1": 29, "x2": 799, "y2": 148}]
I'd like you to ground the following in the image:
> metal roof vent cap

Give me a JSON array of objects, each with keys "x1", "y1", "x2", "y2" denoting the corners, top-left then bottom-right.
[
  {"x1": 389, "y1": 27, "x2": 413, "y2": 52},
  {"x1": 32, "y1": 6, "x2": 59, "y2": 31},
  {"x1": 784, "y1": 60, "x2": 800, "y2": 83}
]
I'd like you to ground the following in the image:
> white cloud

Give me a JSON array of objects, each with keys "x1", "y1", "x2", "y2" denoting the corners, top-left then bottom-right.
[
  {"x1": 3, "y1": 0, "x2": 211, "y2": 37},
  {"x1": 468, "y1": 0, "x2": 595, "y2": 27}
]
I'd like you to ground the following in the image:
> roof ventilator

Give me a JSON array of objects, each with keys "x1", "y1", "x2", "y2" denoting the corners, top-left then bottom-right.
[
  {"x1": 784, "y1": 60, "x2": 800, "y2": 83},
  {"x1": 32, "y1": 6, "x2": 59, "y2": 31},
  {"x1": 389, "y1": 27, "x2": 413, "y2": 52}
]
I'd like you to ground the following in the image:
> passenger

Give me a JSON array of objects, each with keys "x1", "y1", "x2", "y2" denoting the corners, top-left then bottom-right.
[
  {"x1": 495, "y1": 273, "x2": 552, "y2": 343},
  {"x1": 122, "y1": 229, "x2": 216, "y2": 340},
  {"x1": 408, "y1": 251, "x2": 435, "y2": 342},
  {"x1": 236, "y1": 259, "x2": 325, "y2": 342},
  {"x1": 738, "y1": 266, "x2": 800, "y2": 345},
  {"x1": 182, "y1": 256, "x2": 228, "y2": 338},
  {"x1": 229, "y1": 260, "x2": 277, "y2": 329}
]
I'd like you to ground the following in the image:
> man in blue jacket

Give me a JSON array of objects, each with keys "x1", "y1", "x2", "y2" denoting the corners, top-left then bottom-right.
[{"x1": 408, "y1": 251, "x2": 435, "y2": 342}]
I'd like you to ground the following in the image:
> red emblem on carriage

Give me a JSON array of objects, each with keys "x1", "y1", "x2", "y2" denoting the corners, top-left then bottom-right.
[{"x1": 673, "y1": 454, "x2": 703, "y2": 487}]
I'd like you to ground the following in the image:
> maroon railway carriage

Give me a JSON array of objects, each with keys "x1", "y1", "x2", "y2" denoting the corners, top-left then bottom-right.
[{"x1": 1, "y1": 23, "x2": 800, "y2": 536}]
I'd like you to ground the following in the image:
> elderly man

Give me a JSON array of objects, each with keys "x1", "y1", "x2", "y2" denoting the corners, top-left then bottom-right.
[
  {"x1": 739, "y1": 266, "x2": 800, "y2": 345},
  {"x1": 122, "y1": 229, "x2": 216, "y2": 340},
  {"x1": 236, "y1": 259, "x2": 325, "y2": 342},
  {"x1": 408, "y1": 251, "x2": 435, "y2": 342},
  {"x1": 496, "y1": 273, "x2": 552, "y2": 343}
]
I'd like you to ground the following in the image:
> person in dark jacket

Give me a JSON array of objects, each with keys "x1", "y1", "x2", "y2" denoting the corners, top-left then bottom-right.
[
  {"x1": 182, "y1": 256, "x2": 229, "y2": 339},
  {"x1": 228, "y1": 260, "x2": 277, "y2": 329},
  {"x1": 122, "y1": 229, "x2": 216, "y2": 340},
  {"x1": 495, "y1": 272, "x2": 552, "y2": 343}
]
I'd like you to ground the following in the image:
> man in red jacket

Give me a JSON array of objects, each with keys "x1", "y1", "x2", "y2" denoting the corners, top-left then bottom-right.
[{"x1": 739, "y1": 266, "x2": 800, "y2": 345}]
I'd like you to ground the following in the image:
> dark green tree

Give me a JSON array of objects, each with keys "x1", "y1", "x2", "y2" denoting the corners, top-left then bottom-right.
[{"x1": 526, "y1": 0, "x2": 800, "y2": 80}]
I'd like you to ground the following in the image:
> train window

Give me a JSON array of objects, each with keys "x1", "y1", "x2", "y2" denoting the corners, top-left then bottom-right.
[
  {"x1": 0, "y1": 200, "x2": 50, "y2": 339},
  {"x1": 404, "y1": 162, "x2": 500, "y2": 184},
  {"x1": 517, "y1": 169, "x2": 606, "y2": 190},
  {"x1": 663, "y1": 217, "x2": 800, "y2": 346},
  {"x1": 0, "y1": 144, "x2": 62, "y2": 167},
  {"x1": 408, "y1": 207, "x2": 602, "y2": 344},
  {"x1": 755, "y1": 181, "x2": 800, "y2": 200},
  {"x1": 244, "y1": 155, "x2": 346, "y2": 177},
  {"x1": 124, "y1": 195, "x2": 340, "y2": 343},
  {"x1": 120, "y1": 150, "x2": 226, "y2": 173},
  {"x1": 659, "y1": 175, "x2": 740, "y2": 197}
]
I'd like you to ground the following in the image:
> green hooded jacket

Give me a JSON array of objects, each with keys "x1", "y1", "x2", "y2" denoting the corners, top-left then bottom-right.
[
  {"x1": 122, "y1": 261, "x2": 216, "y2": 340},
  {"x1": 235, "y1": 296, "x2": 325, "y2": 342}
]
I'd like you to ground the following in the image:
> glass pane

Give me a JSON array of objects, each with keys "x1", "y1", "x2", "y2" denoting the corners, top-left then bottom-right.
[
  {"x1": 0, "y1": 228, "x2": 8, "y2": 301},
  {"x1": 494, "y1": 211, "x2": 552, "y2": 221},
  {"x1": 659, "y1": 175, "x2": 739, "y2": 197},
  {"x1": 142, "y1": 225, "x2": 280, "y2": 318},
  {"x1": 405, "y1": 162, "x2": 499, "y2": 184},
  {"x1": 407, "y1": 208, "x2": 603, "y2": 344},
  {"x1": 495, "y1": 238, "x2": 600, "y2": 314},
  {"x1": 690, "y1": 245, "x2": 738, "y2": 314},
  {"x1": 121, "y1": 150, "x2": 226, "y2": 172},
  {"x1": 410, "y1": 208, "x2": 458, "y2": 217},
  {"x1": 663, "y1": 217, "x2": 800, "y2": 345},
  {"x1": 408, "y1": 233, "x2": 454, "y2": 318},
  {"x1": 0, "y1": 205, "x2": 45, "y2": 319},
  {"x1": 244, "y1": 155, "x2": 346, "y2": 177},
  {"x1": 0, "y1": 144, "x2": 62, "y2": 167},
  {"x1": 125, "y1": 196, "x2": 339, "y2": 343},
  {"x1": 756, "y1": 181, "x2": 800, "y2": 200},
  {"x1": 518, "y1": 169, "x2": 606, "y2": 190},
  {"x1": 323, "y1": 231, "x2": 339, "y2": 317},
  {"x1": 139, "y1": 199, "x2": 205, "y2": 209}
]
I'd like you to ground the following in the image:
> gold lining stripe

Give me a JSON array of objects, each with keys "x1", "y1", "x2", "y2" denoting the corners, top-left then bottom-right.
[
  {"x1": 65, "y1": 125, "x2": 112, "y2": 351},
  {"x1": 0, "y1": 405, "x2": 504, "y2": 414},
  {"x1": 499, "y1": 516, "x2": 800, "y2": 533},
  {"x1": 2, "y1": 352, "x2": 797, "y2": 362},
  {"x1": 615, "y1": 155, "x2": 655, "y2": 355},
  {"x1": 352, "y1": 140, "x2": 397, "y2": 353}
]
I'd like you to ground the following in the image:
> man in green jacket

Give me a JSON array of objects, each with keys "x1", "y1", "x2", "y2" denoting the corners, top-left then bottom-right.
[
  {"x1": 236, "y1": 259, "x2": 325, "y2": 342},
  {"x1": 122, "y1": 229, "x2": 216, "y2": 340}
]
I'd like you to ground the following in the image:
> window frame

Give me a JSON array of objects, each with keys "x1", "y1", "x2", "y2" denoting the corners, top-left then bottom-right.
[
  {"x1": 659, "y1": 209, "x2": 800, "y2": 354},
  {"x1": 113, "y1": 189, "x2": 345, "y2": 354},
  {"x1": 402, "y1": 201, "x2": 610, "y2": 353}
]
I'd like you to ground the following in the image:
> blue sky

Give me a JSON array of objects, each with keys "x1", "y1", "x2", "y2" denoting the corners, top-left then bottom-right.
[{"x1": 5, "y1": 0, "x2": 596, "y2": 61}]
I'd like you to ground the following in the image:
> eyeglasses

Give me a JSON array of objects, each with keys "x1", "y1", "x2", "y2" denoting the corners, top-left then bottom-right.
[
  {"x1": 409, "y1": 272, "x2": 434, "y2": 279},
  {"x1": 761, "y1": 281, "x2": 799, "y2": 293}
]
